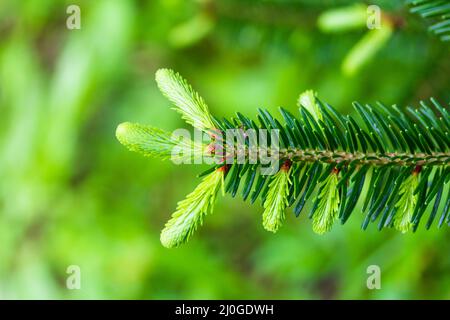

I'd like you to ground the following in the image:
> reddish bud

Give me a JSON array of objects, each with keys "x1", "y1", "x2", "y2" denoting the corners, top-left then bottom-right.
[
  {"x1": 218, "y1": 164, "x2": 230, "y2": 173},
  {"x1": 281, "y1": 160, "x2": 292, "y2": 171}
]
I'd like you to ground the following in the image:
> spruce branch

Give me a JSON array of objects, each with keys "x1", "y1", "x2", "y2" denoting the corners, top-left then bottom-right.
[
  {"x1": 297, "y1": 90, "x2": 322, "y2": 122},
  {"x1": 160, "y1": 167, "x2": 226, "y2": 248},
  {"x1": 117, "y1": 68, "x2": 450, "y2": 247},
  {"x1": 116, "y1": 122, "x2": 209, "y2": 163},
  {"x1": 155, "y1": 68, "x2": 215, "y2": 131},
  {"x1": 407, "y1": 0, "x2": 450, "y2": 41},
  {"x1": 262, "y1": 160, "x2": 292, "y2": 233},
  {"x1": 394, "y1": 168, "x2": 420, "y2": 233},
  {"x1": 312, "y1": 169, "x2": 340, "y2": 234}
]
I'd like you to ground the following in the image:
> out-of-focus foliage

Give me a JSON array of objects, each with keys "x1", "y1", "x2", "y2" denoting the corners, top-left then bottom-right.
[
  {"x1": 0, "y1": 0, "x2": 449, "y2": 299},
  {"x1": 318, "y1": 4, "x2": 395, "y2": 75}
]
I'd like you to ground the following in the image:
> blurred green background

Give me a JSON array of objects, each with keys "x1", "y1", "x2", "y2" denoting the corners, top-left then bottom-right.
[{"x1": 0, "y1": 0, "x2": 449, "y2": 299}]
